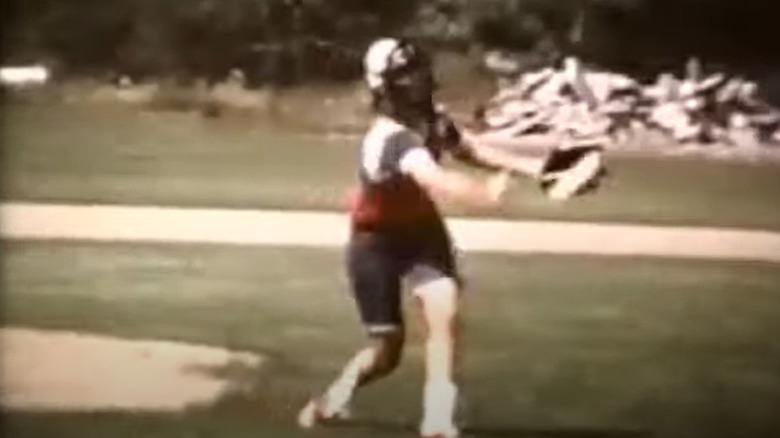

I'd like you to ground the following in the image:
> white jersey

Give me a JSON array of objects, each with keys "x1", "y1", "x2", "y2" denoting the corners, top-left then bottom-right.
[{"x1": 348, "y1": 112, "x2": 461, "y2": 230}]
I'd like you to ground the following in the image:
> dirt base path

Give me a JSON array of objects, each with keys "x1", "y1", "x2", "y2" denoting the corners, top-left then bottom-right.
[
  {"x1": 3, "y1": 202, "x2": 780, "y2": 263},
  {"x1": 0, "y1": 328, "x2": 263, "y2": 412}
]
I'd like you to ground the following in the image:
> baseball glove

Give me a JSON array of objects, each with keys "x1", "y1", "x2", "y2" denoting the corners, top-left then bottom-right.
[{"x1": 538, "y1": 145, "x2": 607, "y2": 200}]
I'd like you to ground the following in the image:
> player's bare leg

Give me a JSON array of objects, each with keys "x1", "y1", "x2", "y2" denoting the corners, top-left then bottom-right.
[
  {"x1": 298, "y1": 330, "x2": 404, "y2": 429},
  {"x1": 415, "y1": 277, "x2": 461, "y2": 438}
]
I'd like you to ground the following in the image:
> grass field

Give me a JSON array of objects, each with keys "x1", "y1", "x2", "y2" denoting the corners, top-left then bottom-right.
[
  {"x1": 3, "y1": 100, "x2": 780, "y2": 230},
  {"x1": 3, "y1": 241, "x2": 780, "y2": 438},
  {"x1": 3, "y1": 92, "x2": 780, "y2": 438}
]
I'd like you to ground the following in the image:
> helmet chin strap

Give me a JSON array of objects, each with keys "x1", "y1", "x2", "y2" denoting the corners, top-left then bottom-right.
[
  {"x1": 417, "y1": 97, "x2": 436, "y2": 120},
  {"x1": 389, "y1": 93, "x2": 435, "y2": 128}
]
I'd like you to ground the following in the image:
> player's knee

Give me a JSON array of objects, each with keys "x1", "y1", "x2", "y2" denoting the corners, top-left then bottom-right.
[
  {"x1": 416, "y1": 278, "x2": 459, "y2": 330},
  {"x1": 375, "y1": 346, "x2": 402, "y2": 375},
  {"x1": 370, "y1": 332, "x2": 404, "y2": 375}
]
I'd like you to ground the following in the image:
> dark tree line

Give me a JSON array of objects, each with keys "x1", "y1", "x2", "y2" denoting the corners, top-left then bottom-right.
[{"x1": 1, "y1": 0, "x2": 778, "y2": 86}]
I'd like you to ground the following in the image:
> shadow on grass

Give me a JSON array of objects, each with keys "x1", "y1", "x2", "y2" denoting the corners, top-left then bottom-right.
[
  {"x1": 332, "y1": 418, "x2": 652, "y2": 438},
  {"x1": 181, "y1": 345, "x2": 685, "y2": 438},
  {"x1": 188, "y1": 364, "x2": 654, "y2": 438}
]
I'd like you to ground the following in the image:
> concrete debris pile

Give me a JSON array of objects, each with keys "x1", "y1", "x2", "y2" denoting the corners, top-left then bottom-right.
[{"x1": 475, "y1": 57, "x2": 780, "y2": 152}]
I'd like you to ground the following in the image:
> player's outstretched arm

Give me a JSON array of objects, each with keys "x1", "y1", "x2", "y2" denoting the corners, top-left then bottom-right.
[
  {"x1": 400, "y1": 147, "x2": 510, "y2": 208},
  {"x1": 457, "y1": 129, "x2": 546, "y2": 180},
  {"x1": 457, "y1": 128, "x2": 608, "y2": 201}
]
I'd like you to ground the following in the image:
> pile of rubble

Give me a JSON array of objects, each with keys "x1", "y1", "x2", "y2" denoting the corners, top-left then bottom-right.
[{"x1": 474, "y1": 57, "x2": 780, "y2": 153}]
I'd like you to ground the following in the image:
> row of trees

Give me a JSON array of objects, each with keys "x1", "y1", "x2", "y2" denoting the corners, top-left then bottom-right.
[{"x1": 1, "y1": 0, "x2": 778, "y2": 86}]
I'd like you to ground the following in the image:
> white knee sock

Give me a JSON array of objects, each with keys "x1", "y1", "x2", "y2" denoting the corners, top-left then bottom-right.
[
  {"x1": 322, "y1": 348, "x2": 375, "y2": 416},
  {"x1": 421, "y1": 379, "x2": 458, "y2": 432}
]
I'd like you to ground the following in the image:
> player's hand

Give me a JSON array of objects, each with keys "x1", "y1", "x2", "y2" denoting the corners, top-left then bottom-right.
[{"x1": 486, "y1": 169, "x2": 512, "y2": 204}]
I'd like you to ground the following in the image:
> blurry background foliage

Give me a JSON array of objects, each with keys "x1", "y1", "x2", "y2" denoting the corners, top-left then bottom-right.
[{"x1": 1, "y1": 0, "x2": 778, "y2": 97}]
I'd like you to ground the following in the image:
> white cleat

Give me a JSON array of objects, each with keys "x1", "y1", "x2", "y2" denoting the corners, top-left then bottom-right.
[
  {"x1": 296, "y1": 398, "x2": 352, "y2": 430},
  {"x1": 420, "y1": 422, "x2": 460, "y2": 438}
]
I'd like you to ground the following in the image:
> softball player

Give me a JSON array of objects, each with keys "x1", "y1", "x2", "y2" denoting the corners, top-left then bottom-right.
[{"x1": 298, "y1": 37, "x2": 545, "y2": 438}]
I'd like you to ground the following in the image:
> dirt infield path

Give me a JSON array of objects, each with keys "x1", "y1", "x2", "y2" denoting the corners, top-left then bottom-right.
[
  {"x1": 0, "y1": 328, "x2": 263, "y2": 412},
  {"x1": 3, "y1": 202, "x2": 780, "y2": 263}
]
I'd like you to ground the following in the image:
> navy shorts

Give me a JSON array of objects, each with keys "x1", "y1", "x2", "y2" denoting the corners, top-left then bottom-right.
[{"x1": 346, "y1": 219, "x2": 460, "y2": 336}]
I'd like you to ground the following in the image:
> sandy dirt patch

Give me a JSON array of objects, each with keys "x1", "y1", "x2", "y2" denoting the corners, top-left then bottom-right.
[{"x1": 0, "y1": 328, "x2": 264, "y2": 412}]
